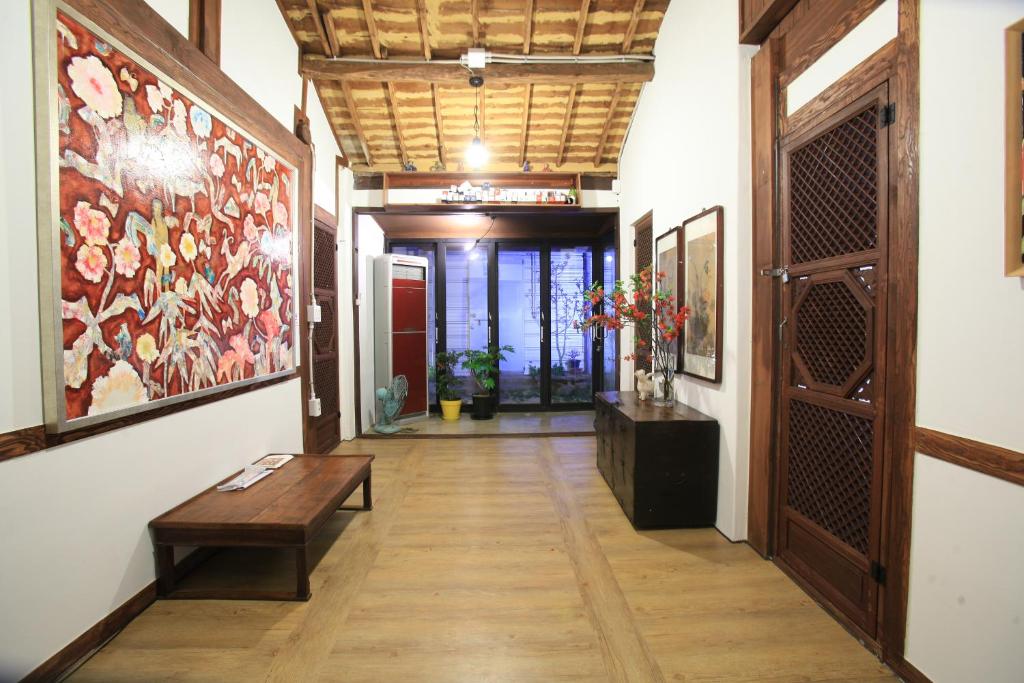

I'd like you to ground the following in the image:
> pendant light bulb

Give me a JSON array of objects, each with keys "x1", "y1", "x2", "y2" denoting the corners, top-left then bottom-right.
[{"x1": 466, "y1": 136, "x2": 488, "y2": 169}]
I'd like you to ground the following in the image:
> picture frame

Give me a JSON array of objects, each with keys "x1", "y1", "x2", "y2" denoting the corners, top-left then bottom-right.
[
  {"x1": 32, "y1": 0, "x2": 311, "y2": 434},
  {"x1": 680, "y1": 206, "x2": 724, "y2": 383},
  {"x1": 655, "y1": 226, "x2": 683, "y2": 372},
  {"x1": 1005, "y1": 18, "x2": 1024, "y2": 277}
]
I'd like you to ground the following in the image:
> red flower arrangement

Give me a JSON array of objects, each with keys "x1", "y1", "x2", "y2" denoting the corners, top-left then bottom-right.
[{"x1": 576, "y1": 267, "x2": 689, "y2": 403}]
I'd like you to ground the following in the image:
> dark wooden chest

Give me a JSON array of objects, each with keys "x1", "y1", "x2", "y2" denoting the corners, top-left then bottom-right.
[{"x1": 594, "y1": 391, "x2": 720, "y2": 529}]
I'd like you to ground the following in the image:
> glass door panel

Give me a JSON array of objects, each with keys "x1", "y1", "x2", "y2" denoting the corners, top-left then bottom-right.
[
  {"x1": 390, "y1": 244, "x2": 436, "y2": 399},
  {"x1": 602, "y1": 243, "x2": 618, "y2": 392},
  {"x1": 445, "y1": 244, "x2": 489, "y2": 401},
  {"x1": 497, "y1": 248, "x2": 542, "y2": 406},
  {"x1": 550, "y1": 246, "x2": 593, "y2": 404}
]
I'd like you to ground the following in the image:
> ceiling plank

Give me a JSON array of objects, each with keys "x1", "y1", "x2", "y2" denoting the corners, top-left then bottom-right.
[
  {"x1": 341, "y1": 81, "x2": 373, "y2": 166},
  {"x1": 305, "y1": 0, "x2": 332, "y2": 56},
  {"x1": 523, "y1": 0, "x2": 534, "y2": 55},
  {"x1": 573, "y1": 0, "x2": 591, "y2": 55},
  {"x1": 431, "y1": 84, "x2": 447, "y2": 168},
  {"x1": 592, "y1": 84, "x2": 623, "y2": 166},
  {"x1": 556, "y1": 84, "x2": 578, "y2": 167},
  {"x1": 322, "y1": 10, "x2": 340, "y2": 57},
  {"x1": 385, "y1": 83, "x2": 409, "y2": 166},
  {"x1": 361, "y1": 0, "x2": 382, "y2": 59},
  {"x1": 518, "y1": 84, "x2": 532, "y2": 166},
  {"x1": 301, "y1": 56, "x2": 654, "y2": 84},
  {"x1": 622, "y1": 0, "x2": 645, "y2": 52},
  {"x1": 416, "y1": 0, "x2": 431, "y2": 60}
]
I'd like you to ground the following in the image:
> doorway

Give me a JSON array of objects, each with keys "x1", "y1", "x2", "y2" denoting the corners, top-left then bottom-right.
[
  {"x1": 773, "y1": 84, "x2": 892, "y2": 641},
  {"x1": 385, "y1": 239, "x2": 612, "y2": 411}
]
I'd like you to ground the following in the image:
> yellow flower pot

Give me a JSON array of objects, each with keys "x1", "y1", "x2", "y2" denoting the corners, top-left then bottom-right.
[{"x1": 440, "y1": 399, "x2": 463, "y2": 421}]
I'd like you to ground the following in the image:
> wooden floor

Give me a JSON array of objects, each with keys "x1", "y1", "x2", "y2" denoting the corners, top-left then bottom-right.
[
  {"x1": 72, "y1": 437, "x2": 895, "y2": 682},
  {"x1": 370, "y1": 409, "x2": 596, "y2": 437}
]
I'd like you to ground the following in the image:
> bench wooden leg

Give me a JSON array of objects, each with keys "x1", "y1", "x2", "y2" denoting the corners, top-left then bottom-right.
[
  {"x1": 295, "y1": 546, "x2": 311, "y2": 601},
  {"x1": 156, "y1": 544, "x2": 175, "y2": 596},
  {"x1": 362, "y1": 473, "x2": 372, "y2": 510}
]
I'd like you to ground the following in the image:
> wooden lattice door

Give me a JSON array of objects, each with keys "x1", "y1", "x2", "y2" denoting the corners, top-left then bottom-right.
[
  {"x1": 775, "y1": 85, "x2": 890, "y2": 638},
  {"x1": 311, "y1": 216, "x2": 340, "y2": 453}
]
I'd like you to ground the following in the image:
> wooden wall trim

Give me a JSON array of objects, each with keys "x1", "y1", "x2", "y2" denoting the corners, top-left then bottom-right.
[
  {"x1": 188, "y1": 0, "x2": 221, "y2": 65},
  {"x1": 915, "y1": 427, "x2": 1024, "y2": 488},
  {"x1": 0, "y1": 425, "x2": 47, "y2": 462},
  {"x1": 879, "y1": 0, "x2": 919, "y2": 663},
  {"x1": 746, "y1": 37, "x2": 780, "y2": 557},
  {"x1": 886, "y1": 654, "x2": 933, "y2": 683},
  {"x1": 779, "y1": 0, "x2": 886, "y2": 86},
  {"x1": 740, "y1": 0, "x2": 802, "y2": 45}
]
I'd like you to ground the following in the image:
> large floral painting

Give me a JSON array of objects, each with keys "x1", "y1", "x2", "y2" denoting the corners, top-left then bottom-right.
[{"x1": 43, "y1": 8, "x2": 298, "y2": 429}]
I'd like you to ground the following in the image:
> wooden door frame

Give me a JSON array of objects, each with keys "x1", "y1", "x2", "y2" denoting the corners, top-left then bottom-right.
[
  {"x1": 746, "y1": 0, "x2": 920, "y2": 672},
  {"x1": 307, "y1": 205, "x2": 341, "y2": 453}
]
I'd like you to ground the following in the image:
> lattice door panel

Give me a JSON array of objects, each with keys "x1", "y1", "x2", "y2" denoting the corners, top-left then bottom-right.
[
  {"x1": 311, "y1": 221, "x2": 340, "y2": 453},
  {"x1": 634, "y1": 219, "x2": 653, "y2": 373},
  {"x1": 775, "y1": 85, "x2": 890, "y2": 638}
]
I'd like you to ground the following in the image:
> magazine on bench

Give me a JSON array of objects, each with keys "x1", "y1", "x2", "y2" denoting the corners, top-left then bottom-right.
[{"x1": 217, "y1": 465, "x2": 273, "y2": 492}]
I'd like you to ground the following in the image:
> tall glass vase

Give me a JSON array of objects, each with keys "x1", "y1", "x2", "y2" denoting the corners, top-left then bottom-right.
[{"x1": 654, "y1": 368, "x2": 675, "y2": 406}]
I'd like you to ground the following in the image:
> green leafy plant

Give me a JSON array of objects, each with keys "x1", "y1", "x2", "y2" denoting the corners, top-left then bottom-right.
[
  {"x1": 435, "y1": 350, "x2": 464, "y2": 401},
  {"x1": 461, "y1": 345, "x2": 514, "y2": 395}
]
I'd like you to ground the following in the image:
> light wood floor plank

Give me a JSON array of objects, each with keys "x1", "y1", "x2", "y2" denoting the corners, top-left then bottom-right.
[{"x1": 70, "y1": 436, "x2": 895, "y2": 683}]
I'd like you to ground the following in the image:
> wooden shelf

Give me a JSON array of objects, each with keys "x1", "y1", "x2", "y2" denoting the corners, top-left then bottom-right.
[{"x1": 383, "y1": 171, "x2": 580, "y2": 191}]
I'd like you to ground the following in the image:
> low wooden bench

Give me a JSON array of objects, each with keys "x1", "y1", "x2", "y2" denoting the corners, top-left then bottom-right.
[{"x1": 149, "y1": 454, "x2": 373, "y2": 601}]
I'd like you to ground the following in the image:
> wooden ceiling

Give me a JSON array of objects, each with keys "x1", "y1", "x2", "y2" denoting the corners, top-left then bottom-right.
[{"x1": 277, "y1": 0, "x2": 669, "y2": 173}]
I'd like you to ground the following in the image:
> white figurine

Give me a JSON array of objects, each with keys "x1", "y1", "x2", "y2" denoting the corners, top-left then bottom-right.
[{"x1": 635, "y1": 370, "x2": 655, "y2": 401}]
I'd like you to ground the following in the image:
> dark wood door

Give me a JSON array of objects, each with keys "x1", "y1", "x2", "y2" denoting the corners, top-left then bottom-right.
[
  {"x1": 311, "y1": 216, "x2": 340, "y2": 453},
  {"x1": 633, "y1": 212, "x2": 653, "y2": 375},
  {"x1": 775, "y1": 85, "x2": 890, "y2": 638}
]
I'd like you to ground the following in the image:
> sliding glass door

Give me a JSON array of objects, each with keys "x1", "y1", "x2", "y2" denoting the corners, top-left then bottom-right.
[
  {"x1": 497, "y1": 248, "x2": 542, "y2": 406},
  {"x1": 388, "y1": 239, "x2": 609, "y2": 411}
]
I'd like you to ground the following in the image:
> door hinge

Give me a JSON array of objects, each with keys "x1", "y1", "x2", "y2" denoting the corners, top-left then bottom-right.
[
  {"x1": 870, "y1": 561, "x2": 887, "y2": 585},
  {"x1": 880, "y1": 102, "x2": 896, "y2": 128}
]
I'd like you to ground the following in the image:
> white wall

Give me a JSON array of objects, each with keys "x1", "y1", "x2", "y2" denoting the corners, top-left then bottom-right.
[
  {"x1": 356, "y1": 215, "x2": 386, "y2": 433},
  {"x1": 904, "y1": 1, "x2": 1024, "y2": 681},
  {"x1": 0, "y1": 1, "x2": 342, "y2": 678},
  {"x1": 617, "y1": 0, "x2": 756, "y2": 540}
]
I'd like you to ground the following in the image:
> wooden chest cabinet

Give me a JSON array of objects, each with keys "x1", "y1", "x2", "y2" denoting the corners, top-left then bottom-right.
[{"x1": 594, "y1": 391, "x2": 720, "y2": 529}]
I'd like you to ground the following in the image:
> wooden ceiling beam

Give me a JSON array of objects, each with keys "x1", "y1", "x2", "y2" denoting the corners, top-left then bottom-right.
[
  {"x1": 361, "y1": 0, "x2": 382, "y2": 59},
  {"x1": 305, "y1": 0, "x2": 332, "y2": 56},
  {"x1": 556, "y1": 84, "x2": 578, "y2": 167},
  {"x1": 519, "y1": 84, "x2": 532, "y2": 166},
  {"x1": 301, "y1": 56, "x2": 654, "y2": 84},
  {"x1": 592, "y1": 84, "x2": 623, "y2": 166},
  {"x1": 385, "y1": 83, "x2": 410, "y2": 166},
  {"x1": 573, "y1": 0, "x2": 591, "y2": 55},
  {"x1": 340, "y1": 81, "x2": 373, "y2": 166},
  {"x1": 431, "y1": 84, "x2": 447, "y2": 168},
  {"x1": 416, "y1": 0, "x2": 431, "y2": 60},
  {"x1": 523, "y1": 0, "x2": 534, "y2": 55},
  {"x1": 622, "y1": 0, "x2": 645, "y2": 52},
  {"x1": 323, "y1": 10, "x2": 340, "y2": 57},
  {"x1": 471, "y1": 0, "x2": 480, "y2": 45}
]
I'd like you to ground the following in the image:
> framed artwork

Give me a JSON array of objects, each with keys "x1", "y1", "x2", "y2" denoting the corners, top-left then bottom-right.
[
  {"x1": 1005, "y1": 19, "x2": 1024, "y2": 277},
  {"x1": 680, "y1": 206, "x2": 724, "y2": 383},
  {"x1": 33, "y1": 1, "x2": 305, "y2": 432},
  {"x1": 655, "y1": 227, "x2": 683, "y2": 371}
]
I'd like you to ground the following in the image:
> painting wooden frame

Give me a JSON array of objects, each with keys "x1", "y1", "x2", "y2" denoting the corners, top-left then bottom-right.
[
  {"x1": 680, "y1": 206, "x2": 724, "y2": 383},
  {"x1": 1005, "y1": 18, "x2": 1024, "y2": 277},
  {"x1": 32, "y1": 0, "x2": 312, "y2": 434},
  {"x1": 655, "y1": 226, "x2": 683, "y2": 372}
]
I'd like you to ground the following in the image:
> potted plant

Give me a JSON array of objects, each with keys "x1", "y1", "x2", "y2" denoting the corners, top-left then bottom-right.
[
  {"x1": 461, "y1": 345, "x2": 514, "y2": 420},
  {"x1": 435, "y1": 351, "x2": 464, "y2": 421},
  {"x1": 566, "y1": 349, "x2": 582, "y2": 372}
]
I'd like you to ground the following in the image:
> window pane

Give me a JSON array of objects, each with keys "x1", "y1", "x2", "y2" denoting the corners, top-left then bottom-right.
[
  {"x1": 498, "y1": 249, "x2": 541, "y2": 405},
  {"x1": 390, "y1": 245, "x2": 436, "y2": 400},
  {"x1": 602, "y1": 245, "x2": 617, "y2": 391},
  {"x1": 445, "y1": 244, "x2": 489, "y2": 400},
  {"x1": 550, "y1": 246, "x2": 592, "y2": 403}
]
